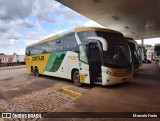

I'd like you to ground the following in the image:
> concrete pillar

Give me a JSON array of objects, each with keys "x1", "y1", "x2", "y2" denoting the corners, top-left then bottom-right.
[
  {"x1": 141, "y1": 38, "x2": 144, "y2": 46},
  {"x1": 141, "y1": 38, "x2": 144, "y2": 60}
]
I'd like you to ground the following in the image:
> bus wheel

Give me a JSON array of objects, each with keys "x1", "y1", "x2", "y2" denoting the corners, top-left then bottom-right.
[
  {"x1": 33, "y1": 68, "x2": 36, "y2": 76},
  {"x1": 72, "y1": 70, "x2": 82, "y2": 87},
  {"x1": 35, "y1": 67, "x2": 40, "y2": 77},
  {"x1": 31, "y1": 67, "x2": 34, "y2": 74}
]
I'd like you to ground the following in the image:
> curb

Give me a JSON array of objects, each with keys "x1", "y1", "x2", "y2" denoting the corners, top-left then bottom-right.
[{"x1": 61, "y1": 86, "x2": 88, "y2": 98}]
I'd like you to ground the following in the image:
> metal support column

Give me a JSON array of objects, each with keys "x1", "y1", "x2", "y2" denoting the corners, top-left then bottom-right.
[
  {"x1": 141, "y1": 38, "x2": 144, "y2": 60},
  {"x1": 141, "y1": 38, "x2": 144, "y2": 46}
]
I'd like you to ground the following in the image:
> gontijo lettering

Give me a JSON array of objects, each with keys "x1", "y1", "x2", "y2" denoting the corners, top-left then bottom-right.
[{"x1": 32, "y1": 56, "x2": 44, "y2": 61}]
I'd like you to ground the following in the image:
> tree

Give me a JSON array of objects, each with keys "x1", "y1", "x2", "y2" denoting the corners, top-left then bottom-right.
[{"x1": 145, "y1": 44, "x2": 152, "y2": 50}]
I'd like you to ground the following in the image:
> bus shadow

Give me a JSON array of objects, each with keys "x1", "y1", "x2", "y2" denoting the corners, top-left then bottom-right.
[
  {"x1": 97, "y1": 81, "x2": 152, "y2": 89},
  {"x1": 35, "y1": 74, "x2": 92, "y2": 88},
  {"x1": 91, "y1": 81, "x2": 131, "y2": 89},
  {"x1": 39, "y1": 74, "x2": 134, "y2": 89},
  {"x1": 38, "y1": 74, "x2": 73, "y2": 84},
  {"x1": 133, "y1": 70, "x2": 160, "y2": 81},
  {"x1": 29, "y1": 73, "x2": 145, "y2": 89}
]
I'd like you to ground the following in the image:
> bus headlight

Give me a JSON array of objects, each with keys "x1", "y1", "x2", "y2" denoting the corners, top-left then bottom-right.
[
  {"x1": 107, "y1": 71, "x2": 114, "y2": 75},
  {"x1": 103, "y1": 70, "x2": 132, "y2": 77},
  {"x1": 103, "y1": 70, "x2": 114, "y2": 75}
]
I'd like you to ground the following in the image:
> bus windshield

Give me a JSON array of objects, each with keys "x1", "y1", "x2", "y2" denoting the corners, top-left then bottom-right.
[
  {"x1": 78, "y1": 31, "x2": 132, "y2": 69},
  {"x1": 128, "y1": 42, "x2": 139, "y2": 64}
]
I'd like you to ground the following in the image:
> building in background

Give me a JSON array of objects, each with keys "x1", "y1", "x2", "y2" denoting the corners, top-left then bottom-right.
[
  {"x1": 12, "y1": 53, "x2": 25, "y2": 65},
  {"x1": 0, "y1": 53, "x2": 25, "y2": 66},
  {"x1": 0, "y1": 55, "x2": 13, "y2": 66},
  {"x1": 145, "y1": 44, "x2": 159, "y2": 62}
]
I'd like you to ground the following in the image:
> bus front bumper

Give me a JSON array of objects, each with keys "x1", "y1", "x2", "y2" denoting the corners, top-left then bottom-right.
[{"x1": 102, "y1": 73, "x2": 133, "y2": 86}]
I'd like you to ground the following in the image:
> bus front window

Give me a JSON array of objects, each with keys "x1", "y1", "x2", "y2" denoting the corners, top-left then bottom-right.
[
  {"x1": 127, "y1": 42, "x2": 139, "y2": 67},
  {"x1": 103, "y1": 39, "x2": 132, "y2": 69}
]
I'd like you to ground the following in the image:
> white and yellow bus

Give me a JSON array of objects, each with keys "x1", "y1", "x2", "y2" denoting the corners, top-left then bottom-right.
[
  {"x1": 138, "y1": 45, "x2": 145, "y2": 67},
  {"x1": 125, "y1": 37, "x2": 141, "y2": 70},
  {"x1": 25, "y1": 27, "x2": 133, "y2": 86},
  {"x1": 154, "y1": 43, "x2": 160, "y2": 61}
]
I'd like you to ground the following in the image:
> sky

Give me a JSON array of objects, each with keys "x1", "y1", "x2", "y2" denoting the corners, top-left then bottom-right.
[
  {"x1": 136, "y1": 38, "x2": 160, "y2": 46},
  {"x1": 0, "y1": 0, "x2": 160, "y2": 55}
]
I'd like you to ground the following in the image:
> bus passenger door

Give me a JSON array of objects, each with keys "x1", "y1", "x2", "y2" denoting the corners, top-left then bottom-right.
[
  {"x1": 78, "y1": 44, "x2": 90, "y2": 84},
  {"x1": 88, "y1": 42, "x2": 102, "y2": 83}
]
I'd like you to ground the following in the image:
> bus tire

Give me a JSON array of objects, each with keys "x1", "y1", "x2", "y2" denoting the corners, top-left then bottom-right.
[
  {"x1": 33, "y1": 68, "x2": 36, "y2": 76},
  {"x1": 31, "y1": 66, "x2": 34, "y2": 74},
  {"x1": 35, "y1": 67, "x2": 40, "y2": 77},
  {"x1": 72, "y1": 70, "x2": 82, "y2": 87}
]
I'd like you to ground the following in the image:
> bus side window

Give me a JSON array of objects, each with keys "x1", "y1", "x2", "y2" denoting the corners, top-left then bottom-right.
[
  {"x1": 28, "y1": 50, "x2": 31, "y2": 56},
  {"x1": 79, "y1": 45, "x2": 88, "y2": 63},
  {"x1": 63, "y1": 34, "x2": 78, "y2": 51},
  {"x1": 41, "y1": 42, "x2": 51, "y2": 54},
  {"x1": 55, "y1": 39, "x2": 63, "y2": 52},
  {"x1": 77, "y1": 31, "x2": 96, "y2": 44},
  {"x1": 51, "y1": 41, "x2": 56, "y2": 52},
  {"x1": 26, "y1": 48, "x2": 31, "y2": 56}
]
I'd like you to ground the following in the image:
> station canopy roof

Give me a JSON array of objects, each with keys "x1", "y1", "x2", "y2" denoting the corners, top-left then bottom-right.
[{"x1": 56, "y1": 0, "x2": 160, "y2": 40}]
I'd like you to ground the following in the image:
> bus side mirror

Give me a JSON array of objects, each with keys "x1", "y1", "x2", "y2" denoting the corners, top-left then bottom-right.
[{"x1": 87, "y1": 37, "x2": 108, "y2": 51}]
